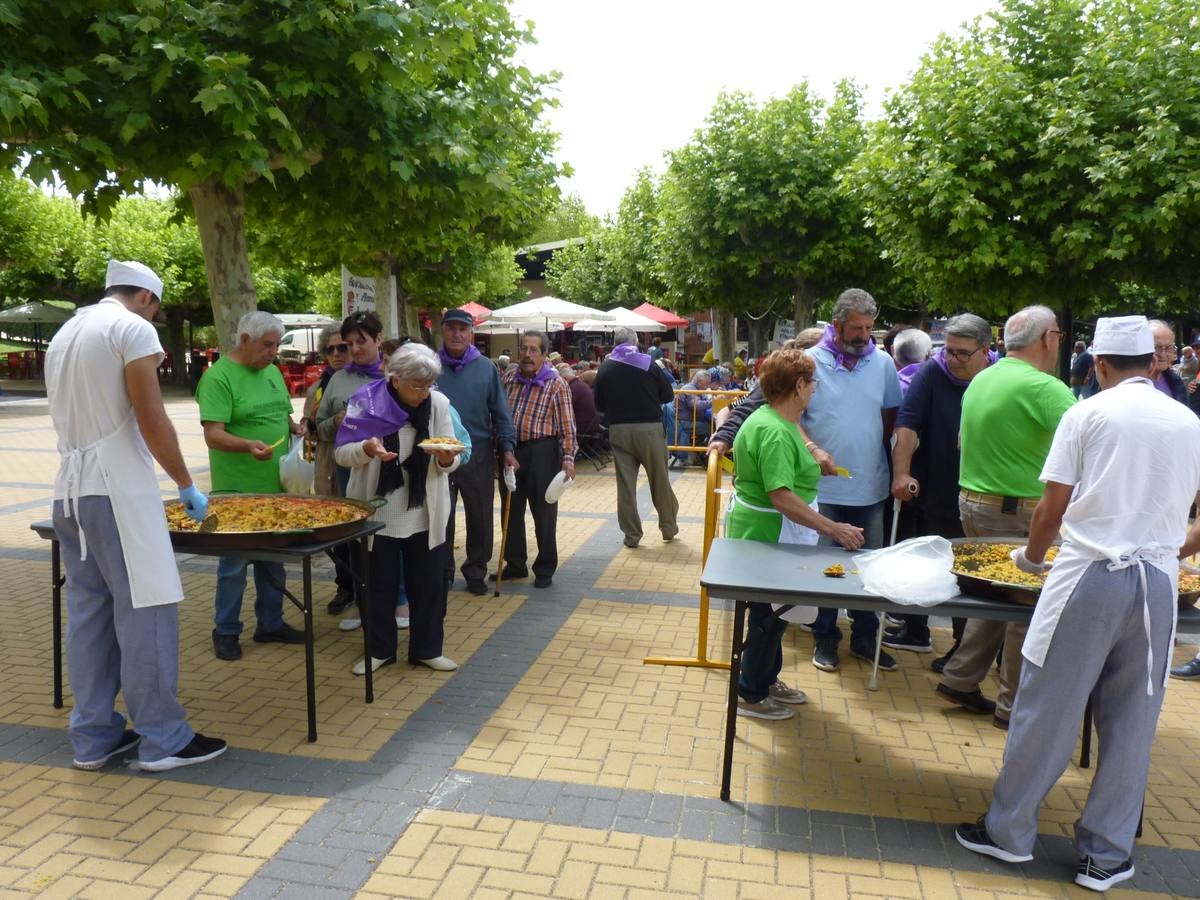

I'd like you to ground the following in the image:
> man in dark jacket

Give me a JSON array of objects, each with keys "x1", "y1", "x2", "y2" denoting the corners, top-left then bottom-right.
[{"x1": 594, "y1": 327, "x2": 679, "y2": 548}]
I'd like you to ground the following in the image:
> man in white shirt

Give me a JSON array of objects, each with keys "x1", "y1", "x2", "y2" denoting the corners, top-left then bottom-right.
[
  {"x1": 46, "y1": 260, "x2": 227, "y2": 773},
  {"x1": 954, "y1": 316, "x2": 1200, "y2": 893}
]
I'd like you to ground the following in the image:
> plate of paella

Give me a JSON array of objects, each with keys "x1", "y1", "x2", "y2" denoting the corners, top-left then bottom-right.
[{"x1": 163, "y1": 494, "x2": 379, "y2": 549}]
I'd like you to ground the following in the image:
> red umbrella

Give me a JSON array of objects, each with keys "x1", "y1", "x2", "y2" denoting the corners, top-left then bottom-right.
[
  {"x1": 632, "y1": 302, "x2": 689, "y2": 328},
  {"x1": 458, "y1": 301, "x2": 492, "y2": 326}
]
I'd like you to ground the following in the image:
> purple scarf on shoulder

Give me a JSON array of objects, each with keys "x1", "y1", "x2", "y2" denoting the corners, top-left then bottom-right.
[
  {"x1": 897, "y1": 363, "x2": 922, "y2": 394},
  {"x1": 817, "y1": 323, "x2": 876, "y2": 371},
  {"x1": 932, "y1": 347, "x2": 999, "y2": 387},
  {"x1": 341, "y1": 355, "x2": 384, "y2": 379},
  {"x1": 438, "y1": 344, "x2": 482, "y2": 372},
  {"x1": 335, "y1": 378, "x2": 408, "y2": 448},
  {"x1": 608, "y1": 342, "x2": 652, "y2": 371},
  {"x1": 515, "y1": 360, "x2": 558, "y2": 399}
]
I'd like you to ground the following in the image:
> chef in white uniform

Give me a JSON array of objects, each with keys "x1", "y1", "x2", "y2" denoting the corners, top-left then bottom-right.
[
  {"x1": 954, "y1": 315, "x2": 1200, "y2": 893},
  {"x1": 46, "y1": 260, "x2": 227, "y2": 773}
]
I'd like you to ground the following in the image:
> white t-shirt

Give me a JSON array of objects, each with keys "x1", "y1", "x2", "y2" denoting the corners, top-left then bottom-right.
[
  {"x1": 1040, "y1": 376, "x2": 1200, "y2": 560},
  {"x1": 46, "y1": 298, "x2": 164, "y2": 497}
]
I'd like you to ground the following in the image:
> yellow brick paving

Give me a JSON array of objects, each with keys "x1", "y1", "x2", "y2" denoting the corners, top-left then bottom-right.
[{"x1": 1, "y1": 388, "x2": 1198, "y2": 897}]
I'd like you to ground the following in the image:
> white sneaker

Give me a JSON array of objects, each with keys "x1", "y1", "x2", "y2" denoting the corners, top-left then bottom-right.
[
  {"x1": 736, "y1": 696, "x2": 794, "y2": 720},
  {"x1": 768, "y1": 680, "x2": 808, "y2": 705},
  {"x1": 416, "y1": 656, "x2": 458, "y2": 671},
  {"x1": 352, "y1": 656, "x2": 395, "y2": 675},
  {"x1": 338, "y1": 617, "x2": 361, "y2": 631}
]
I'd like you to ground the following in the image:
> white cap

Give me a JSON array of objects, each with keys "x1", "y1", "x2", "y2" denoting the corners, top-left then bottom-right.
[
  {"x1": 1092, "y1": 315, "x2": 1153, "y2": 356},
  {"x1": 105, "y1": 260, "x2": 164, "y2": 301}
]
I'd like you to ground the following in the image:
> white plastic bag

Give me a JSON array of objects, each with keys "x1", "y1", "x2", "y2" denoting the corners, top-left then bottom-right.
[
  {"x1": 852, "y1": 535, "x2": 959, "y2": 607},
  {"x1": 279, "y1": 437, "x2": 314, "y2": 495}
]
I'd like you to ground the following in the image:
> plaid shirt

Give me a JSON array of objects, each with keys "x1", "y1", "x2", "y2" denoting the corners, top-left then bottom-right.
[{"x1": 503, "y1": 367, "x2": 577, "y2": 461}]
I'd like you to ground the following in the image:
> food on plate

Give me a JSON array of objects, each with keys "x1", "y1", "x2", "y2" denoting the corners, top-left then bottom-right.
[
  {"x1": 823, "y1": 563, "x2": 845, "y2": 578},
  {"x1": 165, "y1": 496, "x2": 368, "y2": 533},
  {"x1": 1180, "y1": 572, "x2": 1200, "y2": 596},
  {"x1": 417, "y1": 436, "x2": 466, "y2": 450},
  {"x1": 952, "y1": 542, "x2": 1059, "y2": 589}
]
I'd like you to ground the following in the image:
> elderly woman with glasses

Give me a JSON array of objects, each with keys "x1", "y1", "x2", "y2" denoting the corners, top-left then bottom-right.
[
  {"x1": 303, "y1": 323, "x2": 350, "y2": 496},
  {"x1": 334, "y1": 343, "x2": 466, "y2": 676}
]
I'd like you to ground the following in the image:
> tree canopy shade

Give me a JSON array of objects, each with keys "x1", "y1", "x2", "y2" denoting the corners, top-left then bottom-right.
[
  {"x1": 848, "y1": 0, "x2": 1200, "y2": 319},
  {"x1": 0, "y1": 0, "x2": 562, "y2": 347}
]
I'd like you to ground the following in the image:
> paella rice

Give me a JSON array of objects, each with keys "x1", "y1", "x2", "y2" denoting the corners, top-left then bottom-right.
[
  {"x1": 952, "y1": 542, "x2": 1060, "y2": 589},
  {"x1": 165, "y1": 496, "x2": 368, "y2": 533}
]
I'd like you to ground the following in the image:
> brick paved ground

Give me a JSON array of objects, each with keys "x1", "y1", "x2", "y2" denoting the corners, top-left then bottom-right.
[{"x1": 1, "y1": 381, "x2": 1198, "y2": 898}]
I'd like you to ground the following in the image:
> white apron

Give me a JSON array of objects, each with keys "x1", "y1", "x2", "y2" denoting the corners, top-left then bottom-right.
[
  {"x1": 1023, "y1": 542, "x2": 1176, "y2": 695},
  {"x1": 60, "y1": 409, "x2": 184, "y2": 609},
  {"x1": 731, "y1": 492, "x2": 819, "y2": 625}
]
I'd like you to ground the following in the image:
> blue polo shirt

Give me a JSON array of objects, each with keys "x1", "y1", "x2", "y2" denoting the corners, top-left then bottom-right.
[{"x1": 802, "y1": 345, "x2": 901, "y2": 506}]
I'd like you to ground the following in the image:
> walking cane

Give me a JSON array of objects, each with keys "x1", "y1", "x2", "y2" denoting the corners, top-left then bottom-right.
[
  {"x1": 494, "y1": 469, "x2": 515, "y2": 598},
  {"x1": 869, "y1": 483, "x2": 916, "y2": 692}
]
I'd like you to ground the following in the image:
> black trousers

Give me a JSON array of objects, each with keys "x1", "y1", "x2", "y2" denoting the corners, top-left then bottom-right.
[
  {"x1": 367, "y1": 533, "x2": 449, "y2": 663},
  {"x1": 499, "y1": 437, "x2": 561, "y2": 578},
  {"x1": 445, "y1": 440, "x2": 497, "y2": 585}
]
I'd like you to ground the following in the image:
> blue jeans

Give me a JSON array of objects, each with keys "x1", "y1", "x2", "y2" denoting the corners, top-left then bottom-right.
[
  {"x1": 738, "y1": 602, "x2": 789, "y2": 703},
  {"x1": 811, "y1": 500, "x2": 885, "y2": 649},
  {"x1": 214, "y1": 557, "x2": 286, "y2": 636}
]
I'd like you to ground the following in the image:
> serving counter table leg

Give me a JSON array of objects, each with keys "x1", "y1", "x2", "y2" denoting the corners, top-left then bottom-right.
[
  {"x1": 303, "y1": 557, "x2": 317, "y2": 742},
  {"x1": 720, "y1": 600, "x2": 747, "y2": 802},
  {"x1": 52, "y1": 538, "x2": 63, "y2": 709},
  {"x1": 360, "y1": 536, "x2": 373, "y2": 704}
]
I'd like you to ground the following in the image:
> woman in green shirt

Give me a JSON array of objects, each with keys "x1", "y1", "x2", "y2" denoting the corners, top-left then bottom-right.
[{"x1": 730, "y1": 349, "x2": 864, "y2": 720}]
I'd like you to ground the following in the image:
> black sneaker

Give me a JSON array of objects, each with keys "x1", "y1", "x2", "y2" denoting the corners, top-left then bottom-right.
[
  {"x1": 465, "y1": 579, "x2": 488, "y2": 596},
  {"x1": 955, "y1": 816, "x2": 1033, "y2": 863},
  {"x1": 931, "y1": 648, "x2": 956, "y2": 674},
  {"x1": 73, "y1": 730, "x2": 141, "y2": 771},
  {"x1": 534, "y1": 575, "x2": 553, "y2": 588},
  {"x1": 326, "y1": 589, "x2": 354, "y2": 615},
  {"x1": 253, "y1": 623, "x2": 306, "y2": 644},
  {"x1": 812, "y1": 644, "x2": 839, "y2": 672},
  {"x1": 139, "y1": 733, "x2": 228, "y2": 772},
  {"x1": 489, "y1": 565, "x2": 528, "y2": 581},
  {"x1": 1170, "y1": 658, "x2": 1200, "y2": 680},
  {"x1": 212, "y1": 630, "x2": 242, "y2": 661},
  {"x1": 850, "y1": 643, "x2": 899, "y2": 671},
  {"x1": 936, "y1": 683, "x2": 997, "y2": 715},
  {"x1": 881, "y1": 626, "x2": 933, "y2": 653},
  {"x1": 1075, "y1": 856, "x2": 1134, "y2": 892}
]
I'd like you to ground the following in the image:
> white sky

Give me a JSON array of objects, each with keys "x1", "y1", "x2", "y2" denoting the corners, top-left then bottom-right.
[{"x1": 512, "y1": 0, "x2": 998, "y2": 217}]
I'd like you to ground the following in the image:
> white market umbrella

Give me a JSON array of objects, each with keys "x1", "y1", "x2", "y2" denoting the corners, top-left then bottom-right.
[
  {"x1": 572, "y1": 306, "x2": 666, "y2": 333},
  {"x1": 488, "y1": 295, "x2": 613, "y2": 327},
  {"x1": 0, "y1": 300, "x2": 75, "y2": 324},
  {"x1": 474, "y1": 319, "x2": 565, "y2": 335}
]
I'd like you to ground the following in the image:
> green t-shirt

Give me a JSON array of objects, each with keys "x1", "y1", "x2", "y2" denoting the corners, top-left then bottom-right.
[
  {"x1": 197, "y1": 358, "x2": 293, "y2": 494},
  {"x1": 958, "y1": 355, "x2": 1075, "y2": 498},
  {"x1": 728, "y1": 405, "x2": 820, "y2": 542}
]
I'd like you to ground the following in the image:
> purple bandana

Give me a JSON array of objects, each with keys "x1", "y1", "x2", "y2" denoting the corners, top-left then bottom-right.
[
  {"x1": 932, "y1": 347, "x2": 999, "y2": 387},
  {"x1": 1153, "y1": 374, "x2": 1174, "y2": 398},
  {"x1": 335, "y1": 378, "x2": 408, "y2": 448},
  {"x1": 817, "y1": 323, "x2": 876, "y2": 371},
  {"x1": 897, "y1": 362, "x2": 922, "y2": 394},
  {"x1": 515, "y1": 360, "x2": 558, "y2": 399},
  {"x1": 342, "y1": 355, "x2": 384, "y2": 379},
  {"x1": 608, "y1": 342, "x2": 652, "y2": 371},
  {"x1": 438, "y1": 344, "x2": 482, "y2": 372}
]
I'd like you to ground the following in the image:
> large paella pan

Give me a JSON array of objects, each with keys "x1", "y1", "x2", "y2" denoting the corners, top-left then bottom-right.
[{"x1": 163, "y1": 494, "x2": 381, "y2": 550}]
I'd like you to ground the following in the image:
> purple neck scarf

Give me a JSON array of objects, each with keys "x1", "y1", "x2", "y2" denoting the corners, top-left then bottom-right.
[
  {"x1": 515, "y1": 361, "x2": 557, "y2": 399},
  {"x1": 897, "y1": 362, "x2": 922, "y2": 394},
  {"x1": 932, "y1": 347, "x2": 999, "y2": 388},
  {"x1": 608, "y1": 342, "x2": 652, "y2": 371},
  {"x1": 342, "y1": 355, "x2": 384, "y2": 379},
  {"x1": 438, "y1": 344, "x2": 482, "y2": 372},
  {"x1": 1153, "y1": 374, "x2": 1174, "y2": 397},
  {"x1": 817, "y1": 323, "x2": 876, "y2": 370},
  {"x1": 335, "y1": 378, "x2": 408, "y2": 448}
]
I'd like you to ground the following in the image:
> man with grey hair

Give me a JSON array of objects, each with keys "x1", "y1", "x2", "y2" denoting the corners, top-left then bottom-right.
[
  {"x1": 594, "y1": 326, "x2": 679, "y2": 548},
  {"x1": 892, "y1": 328, "x2": 933, "y2": 394},
  {"x1": 198, "y1": 310, "x2": 307, "y2": 660},
  {"x1": 887, "y1": 313, "x2": 996, "y2": 660},
  {"x1": 803, "y1": 288, "x2": 903, "y2": 672},
  {"x1": 935, "y1": 305, "x2": 1073, "y2": 727}
]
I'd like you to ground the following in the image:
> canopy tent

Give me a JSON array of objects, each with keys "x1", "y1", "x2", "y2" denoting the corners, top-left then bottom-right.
[
  {"x1": 456, "y1": 301, "x2": 492, "y2": 325},
  {"x1": 572, "y1": 306, "x2": 665, "y2": 333},
  {"x1": 276, "y1": 313, "x2": 338, "y2": 328},
  {"x1": 631, "y1": 302, "x2": 689, "y2": 328},
  {"x1": 474, "y1": 318, "x2": 565, "y2": 335},
  {"x1": 489, "y1": 295, "x2": 613, "y2": 327},
  {"x1": 0, "y1": 300, "x2": 76, "y2": 348}
]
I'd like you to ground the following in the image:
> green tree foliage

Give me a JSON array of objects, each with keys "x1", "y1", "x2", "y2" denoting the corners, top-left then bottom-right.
[
  {"x1": 544, "y1": 230, "x2": 625, "y2": 305},
  {"x1": 849, "y1": 0, "x2": 1200, "y2": 318},
  {"x1": 525, "y1": 193, "x2": 601, "y2": 246},
  {"x1": 0, "y1": 172, "x2": 87, "y2": 302},
  {"x1": 0, "y1": 0, "x2": 561, "y2": 347}
]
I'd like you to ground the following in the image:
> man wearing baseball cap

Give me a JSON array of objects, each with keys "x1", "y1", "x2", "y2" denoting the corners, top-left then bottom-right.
[
  {"x1": 955, "y1": 315, "x2": 1200, "y2": 892},
  {"x1": 44, "y1": 260, "x2": 227, "y2": 772}
]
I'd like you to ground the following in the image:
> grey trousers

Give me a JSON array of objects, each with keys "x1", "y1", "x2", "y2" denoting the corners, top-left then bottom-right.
[
  {"x1": 609, "y1": 421, "x2": 679, "y2": 544},
  {"x1": 446, "y1": 441, "x2": 497, "y2": 584},
  {"x1": 985, "y1": 561, "x2": 1173, "y2": 867},
  {"x1": 53, "y1": 498, "x2": 194, "y2": 763},
  {"x1": 940, "y1": 495, "x2": 1034, "y2": 719}
]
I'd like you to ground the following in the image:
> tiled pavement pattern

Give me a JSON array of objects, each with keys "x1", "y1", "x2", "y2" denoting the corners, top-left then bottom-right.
[{"x1": 1, "y1": 385, "x2": 1199, "y2": 897}]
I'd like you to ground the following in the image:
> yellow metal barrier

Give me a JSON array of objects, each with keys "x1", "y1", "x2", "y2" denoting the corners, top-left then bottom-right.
[
  {"x1": 643, "y1": 449, "x2": 732, "y2": 670},
  {"x1": 665, "y1": 388, "x2": 746, "y2": 453}
]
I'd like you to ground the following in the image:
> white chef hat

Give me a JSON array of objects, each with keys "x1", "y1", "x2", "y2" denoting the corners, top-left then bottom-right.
[
  {"x1": 105, "y1": 260, "x2": 164, "y2": 302},
  {"x1": 1092, "y1": 315, "x2": 1153, "y2": 356}
]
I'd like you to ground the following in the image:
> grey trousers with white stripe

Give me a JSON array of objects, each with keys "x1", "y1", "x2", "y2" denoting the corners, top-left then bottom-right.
[
  {"x1": 984, "y1": 560, "x2": 1173, "y2": 868},
  {"x1": 53, "y1": 498, "x2": 194, "y2": 763}
]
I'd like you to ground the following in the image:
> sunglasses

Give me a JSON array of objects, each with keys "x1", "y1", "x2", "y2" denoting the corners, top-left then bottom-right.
[{"x1": 324, "y1": 343, "x2": 349, "y2": 355}]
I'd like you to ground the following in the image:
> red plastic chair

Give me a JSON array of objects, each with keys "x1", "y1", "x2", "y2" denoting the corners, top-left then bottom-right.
[
  {"x1": 6, "y1": 353, "x2": 26, "y2": 379},
  {"x1": 304, "y1": 365, "x2": 324, "y2": 390},
  {"x1": 281, "y1": 363, "x2": 307, "y2": 396}
]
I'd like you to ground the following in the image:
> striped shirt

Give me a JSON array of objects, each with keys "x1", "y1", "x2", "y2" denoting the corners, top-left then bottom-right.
[{"x1": 503, "y1": 368, "x2": 578, "y2": 461}]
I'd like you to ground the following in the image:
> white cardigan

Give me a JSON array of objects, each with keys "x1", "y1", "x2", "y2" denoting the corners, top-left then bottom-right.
[{"x1": 333, "y1": 391, "x2": 461, "y2": 547}]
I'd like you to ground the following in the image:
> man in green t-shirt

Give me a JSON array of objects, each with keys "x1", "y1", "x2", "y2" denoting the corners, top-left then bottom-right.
[
  {"x1": 937, "y1": 305, "x2": 1074, "y2": 728},
  {"x1": 197, "y1": 311, "x2": 306, "y2": 661}
]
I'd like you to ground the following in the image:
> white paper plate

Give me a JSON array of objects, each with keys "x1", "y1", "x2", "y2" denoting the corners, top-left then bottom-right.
[
  {"x1": 418, "y1": 441, "x2": 466, "y2": 453},
  {"x1": 544, "y1": 471, "x2": 574, "y2": 504}
]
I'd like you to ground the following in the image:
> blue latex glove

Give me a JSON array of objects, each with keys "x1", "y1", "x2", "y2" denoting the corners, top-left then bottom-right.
[{"x1": 179, "y1": 484, "x2": 209, "y2": 523}]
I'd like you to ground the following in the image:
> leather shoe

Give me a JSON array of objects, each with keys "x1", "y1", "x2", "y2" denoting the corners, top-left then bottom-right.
[
  {"x1": 212, "y1": 630, "x2": 242, "y2": 661},
  {"x1": 935, "y1": 683, "x2": 997, "y2": 715},
  {"x1": 489, "y1": 565, "x2": 528, "y2": 581},
  {"x1": 326, "y1": 589, "x2": 353, "y2": 615},
  {"x1": 534, "y1": 575, "x2": 553, "y2": 588},
  {"x1": 992, "y1": 714, "x2": 1010, "y2": 731},
  {"x1": 415, "y1": 655, "x2": 458, "y2": 671},
  {"x1": 465, "y1": 579, "x2": 488, "y2": 596},
  {"x1": 253, "y1": 623, "x2": 306, "y2": 645},
  {"x1": 352, "y1": 655, "x2": 396, "y2": 676}
]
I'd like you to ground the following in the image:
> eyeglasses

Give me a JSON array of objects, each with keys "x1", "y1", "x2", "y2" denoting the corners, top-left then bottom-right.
[
  {"x1": 324, "y1": 343, "x2": 349, "y2": 355},
  {"x1": 1044, "y1": 329, "x2": 1063, "y2": 339},
  {"x1": 1154, "y1": 344, "x2": 1177, "y2": 355},
  {"x1": 944, "y1": 346, "x2": 982, "y2": 362}
]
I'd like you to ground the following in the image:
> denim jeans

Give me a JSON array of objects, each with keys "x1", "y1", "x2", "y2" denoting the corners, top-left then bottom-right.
[
  {"x1": 811, "y1": 500, "x2": 885, "y2": 648},
  {"x1": 214, "y1": 557, "x2": 286, "y2": 635},
  {"x1": 738, "y1": 602, "x2": 789, "y2": 703}
]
